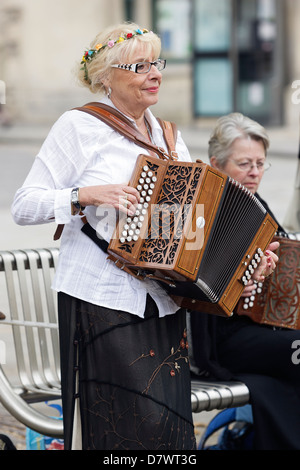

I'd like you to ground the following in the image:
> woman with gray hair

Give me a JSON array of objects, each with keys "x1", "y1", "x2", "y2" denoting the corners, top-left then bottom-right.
[{"x1": 190, "y1": 113, "x2": 300, "y2": 450}]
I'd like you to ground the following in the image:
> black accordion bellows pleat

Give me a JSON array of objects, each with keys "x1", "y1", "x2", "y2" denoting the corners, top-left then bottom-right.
[{"x1": 197, "y1": 179, "x2": 266, "y2": 300}]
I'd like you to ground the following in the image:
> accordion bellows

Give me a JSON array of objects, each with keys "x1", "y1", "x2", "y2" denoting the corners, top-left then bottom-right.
[{"x1": 108, "y1": 155, "x2": 278, "y2": 316}]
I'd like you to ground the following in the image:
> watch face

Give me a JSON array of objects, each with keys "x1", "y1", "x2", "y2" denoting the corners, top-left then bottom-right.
[{"x1": 71, "y1": 188, "x2": 80, "y2": 208}]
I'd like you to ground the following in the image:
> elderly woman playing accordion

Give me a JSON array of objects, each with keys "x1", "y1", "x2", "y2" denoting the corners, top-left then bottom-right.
[
  {"x1": 189, "y1": 113, "x2": 300, "y2": 450},
  {"x1": 11, "y1": 24, "x2": 277, "y2": 450}
]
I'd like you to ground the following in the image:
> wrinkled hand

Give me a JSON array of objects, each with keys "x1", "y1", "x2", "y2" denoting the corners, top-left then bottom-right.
[
  {"x1": 245, "y1": 240, "x2": 279, "y2": 289},
  {"x1": 79, "y1": 183, "x2": 140, "y2": 216}
]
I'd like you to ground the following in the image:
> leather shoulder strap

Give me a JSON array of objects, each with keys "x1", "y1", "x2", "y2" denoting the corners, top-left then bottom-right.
[
  {"x1": 74, "y1": 102, "x2": 178, "y2": 160},
  {"x1": 156, "y1": 117, "x2": 178, "y2": 159}
]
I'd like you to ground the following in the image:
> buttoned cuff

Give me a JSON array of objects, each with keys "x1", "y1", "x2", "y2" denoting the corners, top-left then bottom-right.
[{"x1": 54, "y1": 188, "x2": 74, "y2": 224}]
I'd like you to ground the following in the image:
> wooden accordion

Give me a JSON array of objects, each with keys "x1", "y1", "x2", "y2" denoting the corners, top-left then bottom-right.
[
  {"x1": 236, "y1": 235, "x2": 300, "y2": 329},
  {"x1": 107, "y1": 155, "x2": 278, "y2": 317}
]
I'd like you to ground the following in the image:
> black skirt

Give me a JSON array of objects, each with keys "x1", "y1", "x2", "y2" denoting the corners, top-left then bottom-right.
[{"x1": 58, "y1": 292, "x2": 196, "y2": 450}]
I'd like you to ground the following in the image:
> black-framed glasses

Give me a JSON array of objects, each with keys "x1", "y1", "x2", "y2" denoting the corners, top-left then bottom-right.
[
  {"x1": 111, "y1": 59, "x2": 166, "y2": 74},
  {"x1": 228, "y1": 160, "x2": 271, "y2": 172}
]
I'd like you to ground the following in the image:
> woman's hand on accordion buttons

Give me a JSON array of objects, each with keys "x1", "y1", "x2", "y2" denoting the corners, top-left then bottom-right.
[
  {"x1": 253, "y1": 240, "x2": 280, "y2": 282},
  {"x1": 78, "y1": 183, "x2": 140, "y2": 216}
]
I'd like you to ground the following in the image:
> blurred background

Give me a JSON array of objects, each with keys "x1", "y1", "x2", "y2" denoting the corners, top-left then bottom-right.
[{"x1": 1, "y1": 0, "x2": 300, "y2": 127}]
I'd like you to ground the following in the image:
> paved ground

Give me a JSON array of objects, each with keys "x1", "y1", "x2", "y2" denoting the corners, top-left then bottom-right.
[{"x1": 0, "y1": 404, "x2": 26, "y2": 450}]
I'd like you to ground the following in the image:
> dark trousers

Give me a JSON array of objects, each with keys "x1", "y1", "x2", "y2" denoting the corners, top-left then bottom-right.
[{"x1": 217, "y1": 317, "x2": 300, "y2": 450}]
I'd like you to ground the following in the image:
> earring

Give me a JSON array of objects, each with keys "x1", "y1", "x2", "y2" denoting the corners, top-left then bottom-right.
[{"x1": 107, "y1": 86, "x2": 112, "y2": 99}]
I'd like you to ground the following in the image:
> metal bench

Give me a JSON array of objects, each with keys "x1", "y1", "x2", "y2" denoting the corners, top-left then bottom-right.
[
  {"x1": 0, "y1": 248, "x2": 249, "y2": 440},
  {"x1": 0, "y1": 248, "x2": 63, "y2": 437}
]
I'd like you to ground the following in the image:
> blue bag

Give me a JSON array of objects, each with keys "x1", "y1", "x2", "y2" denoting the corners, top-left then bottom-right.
[
  {"x1": 26, "y1": 402, "x2": 64, "y2": 450},
  {"x1": 198, "y1": 404, "x2": 254, "y2": 450}
]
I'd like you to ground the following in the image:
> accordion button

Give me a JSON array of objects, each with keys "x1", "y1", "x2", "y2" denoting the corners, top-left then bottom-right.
[
  {"x1": 243, "y1": 304, "x2": 249, "y2": 309},
  {"x1": 143, "y1": 166, "x2": 149, "y2": 171}
]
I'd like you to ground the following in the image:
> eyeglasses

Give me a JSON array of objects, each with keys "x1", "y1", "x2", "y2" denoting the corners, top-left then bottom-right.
[
  {"x1": 111, "y1": 59, "x2": 166, "y2": 74},
  {"x1": 228, "y1": 160, "x2": 271, "y2": 172}
]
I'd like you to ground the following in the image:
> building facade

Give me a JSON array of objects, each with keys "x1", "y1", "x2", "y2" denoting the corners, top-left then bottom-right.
[{"x1": 0, "y1": 0, "x2": 300, "y2": 128}]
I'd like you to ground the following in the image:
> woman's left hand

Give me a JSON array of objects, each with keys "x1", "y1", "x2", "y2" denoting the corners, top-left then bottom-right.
[{"x1": 252, "y1": 240, "x2": 279, "y2": 282}]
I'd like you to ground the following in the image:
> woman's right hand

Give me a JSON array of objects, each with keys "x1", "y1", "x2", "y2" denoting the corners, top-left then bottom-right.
[{"x1": 78, "y1": 183, "x2": 140, "y2": 216}]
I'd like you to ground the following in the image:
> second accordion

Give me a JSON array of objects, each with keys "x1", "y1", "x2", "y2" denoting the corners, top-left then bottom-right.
[
  {"x1": 108, "y1": 155, "x2": 278, "y2": 317},
  {"x1": 236, "y1": 234, "x2": 300, "y2": 329}
]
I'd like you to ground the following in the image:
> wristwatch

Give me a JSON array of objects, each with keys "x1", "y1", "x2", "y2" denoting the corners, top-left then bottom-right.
[{"x1": 71, "y1": 187, "x2": 85, "y2": 215}]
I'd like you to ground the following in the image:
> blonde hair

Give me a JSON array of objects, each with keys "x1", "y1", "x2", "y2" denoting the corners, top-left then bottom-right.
[
  {"x1": 208, "y1": 113, "x2": 270, "y2": 168},
  {"x1": 77, "y1": 22, "x2": 161, "y2": 94}
]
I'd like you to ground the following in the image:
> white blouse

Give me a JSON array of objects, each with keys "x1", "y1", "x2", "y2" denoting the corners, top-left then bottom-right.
[{"x1": 11, "y1": 97, "x2": 192, "y2": 318}]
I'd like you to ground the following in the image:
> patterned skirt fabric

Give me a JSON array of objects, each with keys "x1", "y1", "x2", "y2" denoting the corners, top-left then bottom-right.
[{"x1": 58, "y1": 293, "x2": 196, "y2": 450}]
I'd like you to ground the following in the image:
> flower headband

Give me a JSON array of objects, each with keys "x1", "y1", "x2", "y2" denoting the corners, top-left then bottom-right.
[{"x1": 81, "y1": 28, "x2": 151, "y2": 83}]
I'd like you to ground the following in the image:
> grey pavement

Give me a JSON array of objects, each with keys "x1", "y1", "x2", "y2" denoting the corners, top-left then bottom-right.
[{"x1": 0, "y1": 120, "x2": 299, "y2": 449}]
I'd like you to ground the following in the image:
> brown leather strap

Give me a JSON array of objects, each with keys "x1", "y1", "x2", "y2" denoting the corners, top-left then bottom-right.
[
  {"x1": 74, "y1": 102, "x2": 177, "y2": 160},
  {"x1": 53, "y1": 224, "x2": 64, "y2": 241},
  {"x1": 156, "y1": 118, "x2": 178, "y2": 159},
  {"x1": 53, "y1": 213, "x2": 86, "y2": 241}
]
